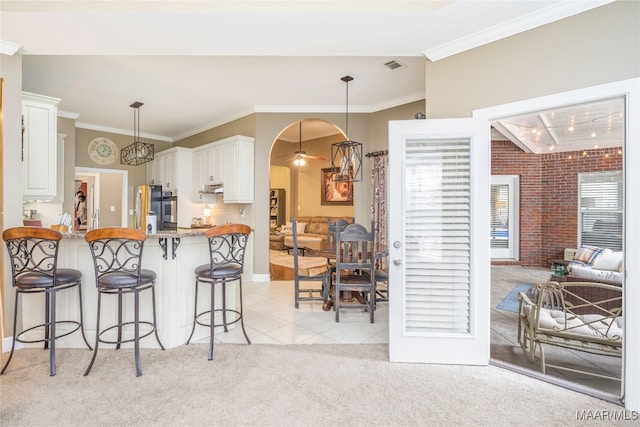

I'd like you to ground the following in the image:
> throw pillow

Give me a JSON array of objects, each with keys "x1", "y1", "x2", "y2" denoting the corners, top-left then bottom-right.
[
  {"x1": 281, "y1": 224, "x2": 293, "y2": 235},
  {"x1": 572, "y1": 245, "x2": 605, "y2": 266},
  {"x1": 593, "y1": 249, "x2": 624, "y2": 272},
  {"x1": 296, "y1": 222, "x2": 308, "y2": 234}
]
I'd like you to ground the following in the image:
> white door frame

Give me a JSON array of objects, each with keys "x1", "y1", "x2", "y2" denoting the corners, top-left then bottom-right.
[
  {"x1": 75, "y1": 173, "x2": 98, "y2": 230},
  {"x1": 474, "y1": 78, "x2": 640, "y2": 411},
  {"x1": 75, "y1": 167, "x2": 128, "y2": 227}
]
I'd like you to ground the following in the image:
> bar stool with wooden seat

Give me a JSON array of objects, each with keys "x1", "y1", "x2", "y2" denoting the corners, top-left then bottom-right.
[
  {"x1": 1, "y1": 226, "x2": 92, "y2": 376},
  {"x1": 84, "y1": 227, "x2": 164, "y2": 377},
  {"x1": 186, "y1": 224, "x2": 252, "y2": 360}
]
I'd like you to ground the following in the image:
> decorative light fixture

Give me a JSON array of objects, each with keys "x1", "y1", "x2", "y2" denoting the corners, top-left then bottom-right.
[
  {"x1": 291, "y1": 121, "x2": 323, "y2": 167},
  {"x1": 293, "y1": 121, "x2": 306, "y2": 167},
  {"x1": 120, "y1": 101, "x2": 154, "y2": 166},
  {"x1": 331, "y1": 76, "x2": 363, "y2": 182}
]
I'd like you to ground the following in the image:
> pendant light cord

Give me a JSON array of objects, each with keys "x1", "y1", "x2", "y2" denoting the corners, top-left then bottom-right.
[{"x1": 341, "y1": 75, "x2": 353, "y2": 139}]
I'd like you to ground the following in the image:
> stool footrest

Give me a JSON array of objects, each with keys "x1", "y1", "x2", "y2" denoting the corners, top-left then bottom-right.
[
  {"x1": 194, "y1": 309, "x2": 243, "y2": 329},
  {"x1": 15, "y1": 320, "x2": 83, "y2": 344},
  {"x1": 97, "y1": 321, "x2": 158, "y2": 345}
]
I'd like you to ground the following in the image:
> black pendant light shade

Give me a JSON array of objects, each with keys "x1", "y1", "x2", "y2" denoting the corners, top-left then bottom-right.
[
  {"x1": 331, "y1": 76, "x2": 363, "y2": 182},
  {"x1": 120, "y1": 101, "x2": 154, "y2": 166}
]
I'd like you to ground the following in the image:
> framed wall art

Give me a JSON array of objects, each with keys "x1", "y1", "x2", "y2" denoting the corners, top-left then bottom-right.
[{"x1": 321, "y1": 168, "x2": 353, "y2": 206}]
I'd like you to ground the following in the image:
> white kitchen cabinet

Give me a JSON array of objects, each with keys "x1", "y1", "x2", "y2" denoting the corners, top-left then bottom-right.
[
  {"x1": 221, "y1": 135, "x2": 254, "y2": 203},
  {"x1": 191, "y1": 148, "x2": 205, "y2": 202},
  {"x1": 152, "y1": 147, "x2": 194, "y2": 227},
  {"x1": 190, "y1": 135, "x2": 254, "y2": 204},
  {"x1": 159, "y1": 153, "x2": 175, "y2": 190},
  {"x1": 151, "y1": 148, "x2": 184, "y2": 191},
  {"x1": 147, "y1": 157, "x2": 158, "y2": 185},
  {"x1": 22, "y1": 92, "x2": 60, "y2": 201},
  {"x1": 208, "y1": 144, "x2": 225, "y2": 184},
  {"x1": 191, "y1": 141, "x2": 226, "y2": 203}
]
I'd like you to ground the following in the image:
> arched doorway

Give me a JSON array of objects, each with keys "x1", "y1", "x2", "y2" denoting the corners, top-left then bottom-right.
[{"x1": 269, "y1": 118, "x2": 353, "y2": 230}]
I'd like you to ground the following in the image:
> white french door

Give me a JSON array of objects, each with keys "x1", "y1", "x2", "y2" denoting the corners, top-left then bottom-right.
[
  {"x1": 491, "y1": 175, "x2": 519, "y2": 260},
  {"x1": 388, "y1": 118, "x2": 490, "y2": 364}
]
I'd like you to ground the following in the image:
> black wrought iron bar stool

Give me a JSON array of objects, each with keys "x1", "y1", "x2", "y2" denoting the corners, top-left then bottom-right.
[
  {"x1": 186, "y1": 224, "x2": 251, "y2": 360},
  {"x1": 1, "y1": 226, "x2": 91, "y2": 376},
  {"x1": 84, "y1": 227, "x2": 164, "y2": 377}
]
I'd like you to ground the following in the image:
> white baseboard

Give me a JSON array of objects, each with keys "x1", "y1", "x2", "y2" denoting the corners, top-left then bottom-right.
[
  {"x1": 252, "y1": 273, "x2": 271, "y2": 283},
  {"x1": 2, "y1": 336, "x2": 24, "y2": 353}
]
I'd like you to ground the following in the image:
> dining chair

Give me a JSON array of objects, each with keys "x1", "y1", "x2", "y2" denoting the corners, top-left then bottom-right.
[
  {"x1": 186, "y1": 224, "x2": 251, "y2": 360},
  {"x1": 327, "y1": 218, "x2": 353, "y2": 285},
  {"x1": 1, "y1": 227, "x2": 91, "y2": 376},
  {"x1": 84, "y1": 227, "x2": 165, "y2": 377},
  {"x1": 333, "y1": 223, "x2": 376, "y2": 323},
  {"x1": 292, "y1": 219, "x2": 330, "y2": 308}
]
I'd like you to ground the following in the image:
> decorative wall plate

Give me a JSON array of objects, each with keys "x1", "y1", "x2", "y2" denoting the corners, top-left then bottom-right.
[{"x1": 88, "y1": 137, "x2": 118, "y2": 165}]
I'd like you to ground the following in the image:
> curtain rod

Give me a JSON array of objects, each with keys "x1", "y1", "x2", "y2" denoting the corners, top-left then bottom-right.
[{"x1": 365, "y1": 150, "x2": 388, "y2": 158}]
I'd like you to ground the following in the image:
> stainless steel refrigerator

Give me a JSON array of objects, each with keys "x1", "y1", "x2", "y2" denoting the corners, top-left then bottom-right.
[{"x1": 134, "y1": 184, "x2": 162, "y2": 232}]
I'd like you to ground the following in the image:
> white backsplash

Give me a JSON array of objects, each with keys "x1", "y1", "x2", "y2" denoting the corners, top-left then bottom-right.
[
  {"x1": 182, "y1": 199, "x2": 252, "y2": 227},
  {"x1": 23, "y1": 201, "x2": 66, "y2": 227}
]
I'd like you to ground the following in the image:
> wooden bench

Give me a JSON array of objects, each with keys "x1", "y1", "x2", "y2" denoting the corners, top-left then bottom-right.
[{"x1": 517, "y1": 281, "x2": 622, "y2": 381}]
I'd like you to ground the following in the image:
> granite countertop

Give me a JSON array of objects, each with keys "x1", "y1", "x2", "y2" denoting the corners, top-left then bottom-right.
[{"x1": 61, "y1": 228, "x2": 209, "y2": 239}]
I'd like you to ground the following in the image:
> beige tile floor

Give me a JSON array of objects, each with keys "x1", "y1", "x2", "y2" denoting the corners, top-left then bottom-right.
[
  {"x1": 207, "y1": 265, "x2": 620, "y2": 399},
  {"x1": 204, "y1": 278, "x2": 388, "y2": 345}
]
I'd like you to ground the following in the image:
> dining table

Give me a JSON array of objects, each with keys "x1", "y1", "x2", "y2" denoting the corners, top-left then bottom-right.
[
  {"x1": 300, "y1": 239, "x2": 389, "y2": 260},
  {"x1": 295, "y1": 238, "x2": 389, "y2": 311}
]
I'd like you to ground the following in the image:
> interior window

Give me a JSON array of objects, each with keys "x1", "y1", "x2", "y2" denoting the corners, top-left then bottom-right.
[{"x1": 578, "y1": 171, "x2": 623, "y2": 250}]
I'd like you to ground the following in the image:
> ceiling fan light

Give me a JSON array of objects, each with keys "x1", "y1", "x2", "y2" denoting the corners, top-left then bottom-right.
[{"x1": 293, "y1": 157, "x2": 306, "y2": 167}]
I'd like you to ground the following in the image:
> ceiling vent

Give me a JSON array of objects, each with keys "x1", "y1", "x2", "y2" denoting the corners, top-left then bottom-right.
[{"x1": 383, "y1": 60, "x2": 404, "y2": 70}]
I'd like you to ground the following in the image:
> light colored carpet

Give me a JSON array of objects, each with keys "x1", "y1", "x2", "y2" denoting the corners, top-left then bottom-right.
[{"x1": 0, "y1": 344, "x2": 623, "y2": 426}]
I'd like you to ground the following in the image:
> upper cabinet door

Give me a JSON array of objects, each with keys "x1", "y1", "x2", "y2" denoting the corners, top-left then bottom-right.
[
  {"x1": 221, "y1": 136, "x2": 254, "y2": 204},
  {"x1": 22, "y1": 92, "x2": 60, "y2": 201}
]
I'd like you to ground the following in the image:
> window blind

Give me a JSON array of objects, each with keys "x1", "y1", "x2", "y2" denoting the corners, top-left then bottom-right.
[
  {"x1": 579, "y1": 171, "x2": 623, "y2": 251},
  {"x1": 404, "y1": 138, "x2": 471, "y2": 334},
  {"x1": 490, "y1": 184, "x2": 509, "y2": 249}
]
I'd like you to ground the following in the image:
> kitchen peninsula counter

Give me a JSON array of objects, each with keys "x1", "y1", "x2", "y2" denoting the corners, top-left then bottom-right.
[
  {"x1": 20, "y1": 228, "x2": 238, "y2": 350},
  {"x1": 61, "y1": 228, "x2": 210, "y2": 239}
]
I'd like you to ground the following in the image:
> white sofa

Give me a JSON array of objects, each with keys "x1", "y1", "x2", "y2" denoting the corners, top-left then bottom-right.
[{"x1": 567, "y1": 246, "x2": 623, "y2": 285}]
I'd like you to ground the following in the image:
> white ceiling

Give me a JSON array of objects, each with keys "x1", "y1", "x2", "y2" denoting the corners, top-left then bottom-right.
[
  {"x1": 493, "y1": 96, "x2": 625, "y2": 153},
  {"x1": 0, "y1": 1, "x2": 615, "y2": 143}
]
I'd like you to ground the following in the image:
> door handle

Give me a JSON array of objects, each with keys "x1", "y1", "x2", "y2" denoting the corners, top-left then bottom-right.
[{"x1": 393, "y1": 258, "x2": 402, "y2": 266}]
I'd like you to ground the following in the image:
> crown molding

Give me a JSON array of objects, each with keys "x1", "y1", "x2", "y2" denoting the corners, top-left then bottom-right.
[
  {"x1": 58, "y1": 110, "x2": 80, "y2": 120},
  {"x1": 73, "y1": 93, "x2": 425, "y2": 143},
  {"x1": 170, "y1": 107, "x2": 257, "y2": 142},
  {"x1": 423, "y1": 0, "x2": 615, "y2": 62},
  {"x1": 75, "y1": 121, "x2": 173, "y2": 143}
]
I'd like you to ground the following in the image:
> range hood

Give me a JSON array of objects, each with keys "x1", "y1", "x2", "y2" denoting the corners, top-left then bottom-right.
[{"x1": 200, "y1": 183, "x2": 224, "y2": 194}]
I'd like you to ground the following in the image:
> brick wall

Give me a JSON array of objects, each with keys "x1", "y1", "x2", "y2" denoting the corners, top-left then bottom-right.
[{"x1": 492, "y1": 141, "x2": 622, "y2": 267}]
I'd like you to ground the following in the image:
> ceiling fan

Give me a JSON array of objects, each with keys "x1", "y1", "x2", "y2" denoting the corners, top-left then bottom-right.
[{"x1": 289, "y1": 121, "x2": 324, "y2": 166}]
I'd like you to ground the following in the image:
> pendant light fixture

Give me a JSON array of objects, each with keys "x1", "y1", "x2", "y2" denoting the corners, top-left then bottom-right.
[
  {"x1": 331, "y1": 76, "x2": 363, "y2": 182},
  {"x1": 120, "y1": 101, "x2": 154, "y2": 166}
]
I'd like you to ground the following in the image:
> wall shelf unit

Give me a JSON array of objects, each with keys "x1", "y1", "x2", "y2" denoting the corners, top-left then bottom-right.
[{"x1": 269, "y1": 188, "x2": 285, "y2": 230}]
